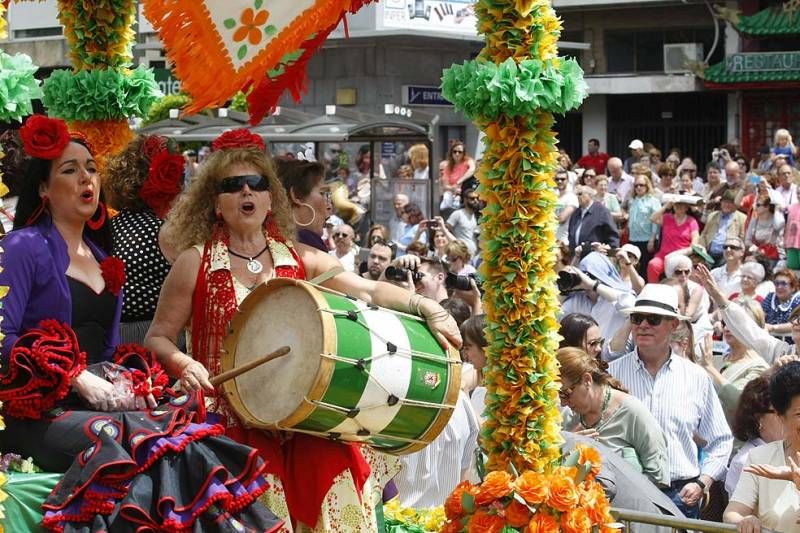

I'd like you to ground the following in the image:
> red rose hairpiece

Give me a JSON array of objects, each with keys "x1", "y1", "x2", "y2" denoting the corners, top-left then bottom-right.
[
  {"x1": 211, "y1": 129, "x2": 265, "y2": 152},
  {"x1": 140, "y1": 147, "x2": 184, "y2": 218},
  {"x1": 19, "y1": 115, "x2": 72, "y2": 160}
]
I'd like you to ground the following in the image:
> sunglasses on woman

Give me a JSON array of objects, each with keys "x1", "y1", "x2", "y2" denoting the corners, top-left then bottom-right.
[
  {"x1": 218, "y1": 174, "x2": 269, "y2": 193},
  {"x1": 630, "y1": 313, "x2": 664, "y2": 326}
]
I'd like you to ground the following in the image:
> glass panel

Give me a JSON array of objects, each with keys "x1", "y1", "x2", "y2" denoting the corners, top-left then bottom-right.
[
  {"x1": 605, "y1": 31, "x2": 635, "y2": 73},
  {"x1": 636, "y1": 31, "x2": 664, "y2": 72}
]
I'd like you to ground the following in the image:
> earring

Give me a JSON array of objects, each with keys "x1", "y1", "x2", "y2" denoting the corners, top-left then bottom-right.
[
  {"x1": 26, "y1": 195, "x2": 49, "y2": 225},
  {"x1": 86, "y1": 201, "x2": 107, "y2": 230},
  {"x1": 292, "y1": 202, "x2": 316, "y2": 227}
]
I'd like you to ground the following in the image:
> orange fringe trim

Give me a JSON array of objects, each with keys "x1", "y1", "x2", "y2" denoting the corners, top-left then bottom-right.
[
  {"x1": 68, "y1": 119, "x2": 133, "y2": 169},
  {"x1": 141, "y1": 0, "x2": 360, "y2": 115}
]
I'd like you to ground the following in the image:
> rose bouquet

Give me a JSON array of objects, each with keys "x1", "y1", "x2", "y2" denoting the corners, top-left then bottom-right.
[{"x1": 441, "y1": 445, "x2": 620, "y2": 533}]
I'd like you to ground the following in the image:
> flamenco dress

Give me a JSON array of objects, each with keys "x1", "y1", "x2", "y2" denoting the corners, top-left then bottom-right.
[
  {"x1": 190, "y1": 235, "x2": 399, "y2": 533},
  {"x1": 0, "y1": 233, "x2": 283, "y2": 532}
]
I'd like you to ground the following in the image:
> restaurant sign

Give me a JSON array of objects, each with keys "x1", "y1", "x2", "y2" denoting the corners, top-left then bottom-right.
[{"x1": 726, "y1": 52, "x2": 800, "y2": 73}]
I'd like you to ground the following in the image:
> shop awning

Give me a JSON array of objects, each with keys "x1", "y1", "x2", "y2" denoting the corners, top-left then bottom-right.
[{"x1": 733, "y1": 6, "x2": 800, "y2": 37}]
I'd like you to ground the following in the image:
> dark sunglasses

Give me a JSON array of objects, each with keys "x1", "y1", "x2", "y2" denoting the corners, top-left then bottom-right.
[
  {"x1": 630, "y1": 313, "x2": 665, "y2": 326},
  {"x1": 452, "y1": 149, "x2": 464, "y2": 154},
  {"x1": 724, "y1": 244, "x2": 742, "y2": 251},
  {"x1": 673, "y1": 268, "x2": 691, "y2": 276},
  {"x1": 333, "y1": 232, "x2": 352, "y2": 238},
  {"x1": 218, "y1": 174, "x2": 269, "y2": 193},
  {"x1": 558, "y1": 383, "x2": 575, "y2": 401}
]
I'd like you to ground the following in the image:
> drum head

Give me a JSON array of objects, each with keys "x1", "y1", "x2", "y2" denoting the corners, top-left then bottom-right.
[{"x1": 223, "y1": 280, "x2": 326, "y2": 426}]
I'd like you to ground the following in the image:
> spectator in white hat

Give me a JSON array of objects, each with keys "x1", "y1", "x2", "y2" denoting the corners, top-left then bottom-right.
[
  {"x1": 610, "y1": 283, "x2": 733, "y2": 519},
  {"x1": 625, "y1": 139, "x2": 645, "y2": 174}
]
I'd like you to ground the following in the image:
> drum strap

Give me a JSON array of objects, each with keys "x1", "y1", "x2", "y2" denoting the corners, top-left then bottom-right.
[{"x1": 309, "y1": 266, "x2": 345, "y2": 286}]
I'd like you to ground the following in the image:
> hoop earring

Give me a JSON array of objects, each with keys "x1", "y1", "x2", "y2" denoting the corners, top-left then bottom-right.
[
  {"x1": 26, "y1": 195, "x2": 49, "y2": 225},
  {"x1": 86, "y1": 202, "x2": 107, "y2": 230},
  {"x1": 292, "y1": 202, "x2": 316, "y2": 227}
]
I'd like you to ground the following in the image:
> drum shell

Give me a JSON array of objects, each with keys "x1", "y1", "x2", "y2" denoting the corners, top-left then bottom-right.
[{"x1": 221, "y1": 278, "x2": 461, "y2": 454}]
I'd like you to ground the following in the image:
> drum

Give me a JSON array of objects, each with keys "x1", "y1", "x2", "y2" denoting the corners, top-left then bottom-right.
[{"x1": 220, "y1": 278, "x2": 462, "y2": 454}]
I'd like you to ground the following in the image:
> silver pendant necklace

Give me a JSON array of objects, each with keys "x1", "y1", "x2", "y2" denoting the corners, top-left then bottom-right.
[{"x1": 228, "y1": 243, "x2": 270, "y2": 274}]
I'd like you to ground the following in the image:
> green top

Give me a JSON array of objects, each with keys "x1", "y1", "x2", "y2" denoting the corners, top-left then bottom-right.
[
  {"x1": 717, "y1": 355, "x2": 770, "y2": 428},
  {"x1": 564, "y1": 394, "x2": 670, "y2": 487}
]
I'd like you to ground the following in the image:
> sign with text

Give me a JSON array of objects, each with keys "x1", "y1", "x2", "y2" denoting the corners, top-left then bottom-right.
[
  {"x1": 382, "y1": 0, "x2": 478, "y2": 36},
  {"x1": 726, "y1": 52, "x2": 800, "y2": 73},
  {"x1": 152, "y1": 68, "x2": 182, "y2": 95},
  {"x1": 402, "y1": 85, "x2": 451, "y2": 106}
]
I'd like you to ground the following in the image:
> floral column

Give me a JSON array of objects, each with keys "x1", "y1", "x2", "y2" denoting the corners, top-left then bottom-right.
[{"x1": 442, "y1": 0, "x2": 587, "y2": 474}]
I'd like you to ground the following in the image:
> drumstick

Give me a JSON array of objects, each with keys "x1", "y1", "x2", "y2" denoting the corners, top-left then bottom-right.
[{"x1": 210, "y1": 346, "x2": 291, "y2": 386}]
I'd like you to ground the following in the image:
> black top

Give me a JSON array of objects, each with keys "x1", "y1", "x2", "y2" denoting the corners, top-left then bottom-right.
[
  {"x1": 68, "y1": 277, "x2": 117, "y2": 365},
  {"x1": 111, "y1": 210, "x2": 171, "y2": 321}
]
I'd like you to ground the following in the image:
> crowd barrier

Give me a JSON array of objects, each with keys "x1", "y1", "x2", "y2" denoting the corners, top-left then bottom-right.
[{"x1": 611, "y1": 507, "x2": 775, "y2": 532}]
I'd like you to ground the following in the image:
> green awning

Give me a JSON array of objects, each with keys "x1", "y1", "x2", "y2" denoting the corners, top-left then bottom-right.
[
  {"x1": 704, "y1": 59, "x2": 800, "y2": 84},
  {"x1": 736, "y1": 6, "x2": 800, "y2": 36}
]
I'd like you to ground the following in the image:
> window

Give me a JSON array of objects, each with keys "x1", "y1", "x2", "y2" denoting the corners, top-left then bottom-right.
[
  {"x1": 604, "y1": 26, "x2": 725, "y2": 74},
  {"x1": 13, "y1": 27, "x2": 63, "y2": 39}
]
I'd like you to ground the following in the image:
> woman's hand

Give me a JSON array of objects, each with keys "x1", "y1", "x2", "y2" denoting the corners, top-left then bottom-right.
[
  {"x1": 736, "y1": 515, "x2": 762, "y2": 533},
  {"x1": 745, "y1": 451, "x2": 800, "y2": 490},
  {"x1": 179, "y1": 360, "x2": 214, "y2": 392},
  {"x1": 73, "y1": 370, "x2": 131, "y2": 411},
  {"x1": 419, "y1": 299, "x2": 462, "y2": 350}
]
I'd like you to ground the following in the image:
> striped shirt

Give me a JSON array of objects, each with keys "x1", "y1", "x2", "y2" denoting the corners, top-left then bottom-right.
[
  {"x1": 609, "y1": 351, "x2": 733, "y2": 482},
  {"x1": 394, "y1": 391, "x2": 480, "y2": 508}
]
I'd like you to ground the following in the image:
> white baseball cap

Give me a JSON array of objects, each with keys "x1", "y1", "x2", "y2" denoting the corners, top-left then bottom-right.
[{"x1": 628, "y1": 139, "x2": 644, "y2": 150}]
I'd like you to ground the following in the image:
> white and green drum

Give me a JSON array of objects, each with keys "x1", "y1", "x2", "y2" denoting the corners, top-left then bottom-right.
[{"x1": 220, "y1": 278, "x2": 462, "y2": 455}]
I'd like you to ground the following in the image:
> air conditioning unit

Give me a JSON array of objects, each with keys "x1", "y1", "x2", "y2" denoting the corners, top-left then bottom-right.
[{"x1": 663, "y1": 43, "x2": 704, "y2": 74}]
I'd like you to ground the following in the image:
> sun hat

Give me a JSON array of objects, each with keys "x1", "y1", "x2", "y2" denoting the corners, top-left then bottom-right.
[
  {"x1": 620, "y1": 243, "x2": 641, "y2": 262},
  {"x1": 621, "y1": 283, "x2": 690, "y2": 320}
]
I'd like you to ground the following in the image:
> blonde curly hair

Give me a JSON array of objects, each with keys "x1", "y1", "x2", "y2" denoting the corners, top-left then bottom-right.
[{"x1": 163, "y1": 148, "x2": 294, "y2": 254}]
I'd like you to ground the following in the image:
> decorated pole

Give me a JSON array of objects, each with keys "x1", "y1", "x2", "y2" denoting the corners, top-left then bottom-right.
[{"x1": 442, "y1": 1, "x2": 587, "y2": 474}]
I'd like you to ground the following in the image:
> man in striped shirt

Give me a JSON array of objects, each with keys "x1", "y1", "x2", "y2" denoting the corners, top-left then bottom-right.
[{"x1": 609, "y1": 284, "x2": 733, "y2": 519}]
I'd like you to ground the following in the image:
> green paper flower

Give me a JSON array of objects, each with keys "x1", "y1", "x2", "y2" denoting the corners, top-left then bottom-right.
[
  {"x1": 42, "y1": 66, "x2": 163, "y2": 121},
  {"x1": 0, "y1": 51, "x2": 43, "y2": 123},
  {"x1": 441, "y1": 56, "x2": 588, "y2": 121}
]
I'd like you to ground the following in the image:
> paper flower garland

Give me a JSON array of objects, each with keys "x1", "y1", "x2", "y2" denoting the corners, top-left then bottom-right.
[
  {"x1": 39, "y1": 0, "x2": 161, "y2": 163},
  {"x1": 441, "y1": 0, "x2": 586, "y2": 474},
  {"x1": 0, "y1": 50, "x2": 44, "y2": 123},
  {"x1": 0, "y1": 3, "x2": 7, "y2": 40}
]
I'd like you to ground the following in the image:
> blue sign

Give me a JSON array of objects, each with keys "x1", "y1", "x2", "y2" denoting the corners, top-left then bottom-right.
[{"x1": 403, "y1": 85, "x2": 451, "y2": 106}]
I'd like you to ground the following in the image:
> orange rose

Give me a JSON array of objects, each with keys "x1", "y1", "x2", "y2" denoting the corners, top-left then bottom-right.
[
  {"x1": 547, "y1": 475, "x2": 579, "y2": 512},
  {"x1": 445, "y1": 481, "x2": 477, "y2": 520},
  {"x1": 467, "y1": 509, "x2": 505, "y2": 533},
  {"x1": 526, "y1": 511, "x2": 560, "y2": 533},
  {"x1": 576, "y1": 444, "x2": 603, "y2": 480},
  {"x1": 515, "y1": 471, "x2": 549, "y2": 505},
  {"x1": 562, "y1": 507, "x2": 592, "y2": 533},
  {"x1": 582, "y1": 480, "x2": 613, "y2": 524},
  {"x1": 505, "y1": 499, "x2": 532, "y2": 528},
  {"x1": 475, "y1": 471, "x2": 514, "y2": 505}
]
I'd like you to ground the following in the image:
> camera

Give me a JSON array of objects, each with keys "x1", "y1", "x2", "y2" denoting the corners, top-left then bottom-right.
[
  {"x1": 557, "y1": 270, "x2": 583, "y2": 293},
  {"x1": 445, "y1": 272, "x2": 481, "y2": 291},
  {"x1": 385, "y1": 266, "x2": 423, "y2": 284}
]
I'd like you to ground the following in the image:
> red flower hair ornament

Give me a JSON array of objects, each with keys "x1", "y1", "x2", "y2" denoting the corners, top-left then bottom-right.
[
  {"x1": 139, "y1": 136, "x2": 184, "y2": 218},
  {"x1": 211, "y1": 129, "x2": 265, "y2": 152},
  {"x1": 100, "y1": 257, "x2": 126, "y2": 296},
  {"x1": 19, "y1": 115, "x2": 72, "y2": 160}
]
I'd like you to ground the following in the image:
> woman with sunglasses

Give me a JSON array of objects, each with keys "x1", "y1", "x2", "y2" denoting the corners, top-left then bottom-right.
[
  {"x1": 438, "y1": 141, "x2": 475, "y2": 214},
  {"x1": 663, "y1": 255, "x2": 713, "y2": 350},
  {"x1": 745, "y1": 196, "x2": 784, "y2": 264},
  {"x1": 695, "y1": 264, "x2": 799, "y2": 365},
  {"x1": 0, "y1": 117, "x2": 282, "y2": 531},
  {"x1": 626, "y1": 174, "x2": 661, "y2": 277},
  {"x1": 557, "y1": 347, "x2": 669, "y2": 487},
  {"x1": 148, "y1": 130, "x2": 461, "y2": 533},
  {"x1": 761, "y1": 269, "x2": 800, "y2": 342}
]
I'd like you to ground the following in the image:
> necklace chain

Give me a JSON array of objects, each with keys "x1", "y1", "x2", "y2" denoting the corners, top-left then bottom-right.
[
  {"x1": 228, "y1": 242, "x2": 270, "y2": 275},
  {"x1": 228, "y1": 243, "x2": 270, "y2": 262},
  {"x1": 580, "y1": 385, "x2": 611, "y2": 430}
]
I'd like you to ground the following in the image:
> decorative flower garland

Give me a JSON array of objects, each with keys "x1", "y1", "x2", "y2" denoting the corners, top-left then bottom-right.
[
  {"x1": 36, "y1": 0, "x2": 161, "y2": 163},
  {"x1": 441, "y1": 0, "x2": 587, "y2": 475},
  {"x1": 384, "y1": 499, "x2": 446, "y2": 533},
  {"x1": 0, "y1": 3, "x2": 7, "y2": 40}
]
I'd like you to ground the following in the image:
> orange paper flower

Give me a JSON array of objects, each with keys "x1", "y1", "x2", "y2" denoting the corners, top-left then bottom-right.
[
  {"x1": 467, "y1": 509, "x2": 505, "y2": 533},
  {"x1": 505, "y1": 499, "x2": 532, "y2": 528},
  {"x1": 515, "y1": 471, "x2": 549, "y2": 505},
  {"x1": 475, "y1": 471, "x2": 514, "y2": 505},
  {"x1": 445, "y1": 481, "x2": 477, "y2": 520},
  {"x1": 525, "y1": 511, "x2": 560, "y2": 533},
  {"x1": 562, "y1": 506, "x2": 593, "y2": 533},
  {"x1": 233, "y1": 7, "x2": 269, "y2": 45},
  {"x1": 576, "y1": 443, "x2": 603, "y2": 480},
  {"x1": 441, "y1": 520, "x2": 463, "y2": 533},
  {"x1": 546, "y1": 475, "x2": 579, "y2": 512}
]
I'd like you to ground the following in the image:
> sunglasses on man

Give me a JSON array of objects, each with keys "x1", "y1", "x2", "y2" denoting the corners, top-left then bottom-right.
[
  {"x1": 630, "y1": 313, "x2": 666, "y2": 326},
  {"x1": 218, "y1": 174, "x2": 269, "y2": 194}
]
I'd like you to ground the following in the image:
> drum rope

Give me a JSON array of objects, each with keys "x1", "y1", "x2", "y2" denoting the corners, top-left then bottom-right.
[
  {"x1": 321, "y1": 351, "x2": 461, "y2": 366},
  {"x1": 272, "y1": 423, "x2": 431, "y2": 446},
  {"x1": 309, "y1": 396, "x2": 457, "y2": 414}
]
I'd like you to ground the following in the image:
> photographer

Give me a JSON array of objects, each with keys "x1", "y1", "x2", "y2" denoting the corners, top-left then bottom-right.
[
  {"x1": 560, "y1": 252, "x2": 636, "y2": 343},
  {"x1": 386, "y1": 255, "x2": 482, "y2": 316}
]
